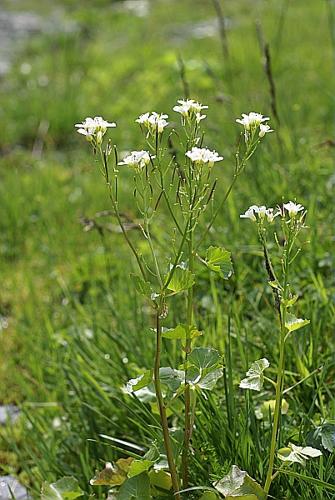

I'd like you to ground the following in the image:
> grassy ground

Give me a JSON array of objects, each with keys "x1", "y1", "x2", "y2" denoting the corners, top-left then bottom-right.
[{"x1": 0, "y1": 0, "x2": 334, "y2": 498}]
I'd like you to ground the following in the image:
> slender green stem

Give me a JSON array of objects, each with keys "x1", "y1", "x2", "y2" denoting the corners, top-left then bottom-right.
[
  {"x1": 154, "y1": 311, "x2": 181, "y2": 499},
  {"x1": 264, "y1": 228, "x2": 292, "y2": 496},
  {"x1": 264, "y1": 326, "x2": 285, "y2": 495},
  {"x1": 181, "y1": 227, "x2": 194, "y2": 488}
]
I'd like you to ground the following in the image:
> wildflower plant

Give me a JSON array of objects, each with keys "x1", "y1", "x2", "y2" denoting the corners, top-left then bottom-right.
[
  {"x1": 239, "y1": 200, "x2": 322, "y2": 497},
  {"x1": 75, "y1": 104, "x2": 272, "y2": 498}
]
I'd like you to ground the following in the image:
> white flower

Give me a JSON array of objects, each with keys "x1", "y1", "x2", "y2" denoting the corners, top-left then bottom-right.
[
  {"x1": 236, "y1": 112, "x2": 273, "y2": 143},
  {"x1": 119, "y1": 150, "x2": 151, "y2": 170},
  {"x1": 173, "y1": 99, "x2": 208, "y2": 123},
  {"x1": 240, "y1": 205, "x2": 280, "y2": 223},
  {"x1": 136, "y1": 112, "x2": 169, "y2": 135},
  {"x1": 256, "y1": 205, "x2": 267, "y2": 219},
  {"x1": 75, "y1": 116, "x2": 116, "y2": 144},
  {"x1": 259, "y1": 124, "x2": 274, "y2": 137},
  {"x1": 136, "y1": 112, "x2": 150, "y2": 125},
  {"x1": 185, "y1": 147, "x2": 223, "y2": 167},
  {"x1": 236, "y1": 112, "x2": 269, "y2": 130},
  {"x1": 283, "y1": 201, "x2": 305, "y2": 218},
  {"x1": 265, "y1": 207, "x2": 280, "y2": 222},
  {"x1": 240, "y1": 205, "x2": 259, "y2": 221}
]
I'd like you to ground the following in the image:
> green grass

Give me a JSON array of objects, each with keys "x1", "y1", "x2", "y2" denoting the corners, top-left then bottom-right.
[{"x1": 0, "y1": 0, "x2": 334, "y2": 498}]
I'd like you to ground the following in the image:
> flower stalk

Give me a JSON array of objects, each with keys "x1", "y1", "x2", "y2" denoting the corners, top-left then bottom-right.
[
  {"x1": 154, "y1": 309, "x2": 181, "y2": 499},
  {"x1": 264, "y1": 219, "x2": 292, "y2": 495}
]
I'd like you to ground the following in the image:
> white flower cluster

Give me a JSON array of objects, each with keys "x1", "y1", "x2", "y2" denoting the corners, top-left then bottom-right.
[
  {"x1": 282, "y1": 201, "x2": 305, "y2": 218},
  {"x1": 75, "y1": 116, "x2": 116, "y2": 144},
  {"x1": 236, "y1": 112, "x2": 273, "y2": 140},
  {"x1": 136, "y1": 112, "x2": 169, "y2": 135},
  {"x1": 173, "y1": 99, "x2": 208, "y2": 124},
  {"x1": 240, "y1": 205, "x2": 280, "y2": 223},
  {"x1": 119, "y1": 150, "x2": 151, "y2": 171},
  {"x1": 240, "y1": 201, "x2": 305, "y2": 223},
  {"x1": 185, "y1": 147, "x2": 223, "y2": 167}
]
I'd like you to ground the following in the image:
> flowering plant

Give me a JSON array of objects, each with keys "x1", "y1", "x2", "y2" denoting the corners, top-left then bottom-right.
[{"x1": 75, "y1": 102, "x2": 276, "y2": 498}]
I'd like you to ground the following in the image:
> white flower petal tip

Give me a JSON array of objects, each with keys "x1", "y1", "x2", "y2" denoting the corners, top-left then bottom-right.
[
  {"x1": 173, "y1": 98, "x2": 208, "y2": 123},
  {"x1": 75, "y1": 116, "x2": 116, "y2": 143},
  {"x1": 119, "y1": 150, "x2": 151, "y2": 170},
  {"x1": 283, "y1": 201, "x2": 305, "y2": 218},
  {"x1": 259, "y1": 124, "x2": 274, "y2": 137},
  {"x1": 240, "y1": 205, "x2": 280, "y2": 223},
  {"x1": 236, "y1": 112, "x2": 269, "y2": 129},
  {"x1": 185, "y1": 147, "x2": 223, "y2": 167},
  {"x1": 136, "y1": 112, "x2": 169, "y2": 134}
]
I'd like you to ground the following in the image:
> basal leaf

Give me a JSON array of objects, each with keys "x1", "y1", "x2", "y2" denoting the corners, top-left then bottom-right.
[
  {"x1": 186, "y1": 348, "x2": 223, "y2": 392},
  {"x1": 205, "y1": 246, "x2": 233, "y2": 279},
  {"x1": 41, "y1": 477, "x2": 84, "y2": 499},
  {"x1": 90, "y1": 458, "x2": 133, "y2": 486},
  {"x1": 239, "y1": 358, "x2": 270, "y2": 391},
  {"x1": 117, "y1": 472, "x2": 151, "y2": 500},
  {"x1": 214, "y1": 465, "x2": 265, "y2": 499},
  {"x1": 166, "y1": 266, "x2": 195, "y2": 293},
  {"x1": 188, "y1": 347, "x2": 221, "y2": 371},
  {"x1": 285, "y1": 313, "x2": 310, "y2": 332},
  {"x1": 278, "y1": 443, "x2": 322, "y2": 465}
]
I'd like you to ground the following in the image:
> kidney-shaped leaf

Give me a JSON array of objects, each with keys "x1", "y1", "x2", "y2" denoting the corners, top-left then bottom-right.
[
  {"x1": 189, "y1": 347, "x2": 221, "y2": 371},
  {"x1": 278, "y1": 443, "x2": 322, "y2": 465},
  {"x1": 239, "y1": 358, "x2": 269, "y2": 392},
  {"x1": 214, "y1": 465, "x2": 265, "y2": 499},
  {"x1": 205, "y1": 246, "x2": 233, "y2": 279},
  {"x1": 166, "y1": 266, "x2": 195, "y2": 293}
]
